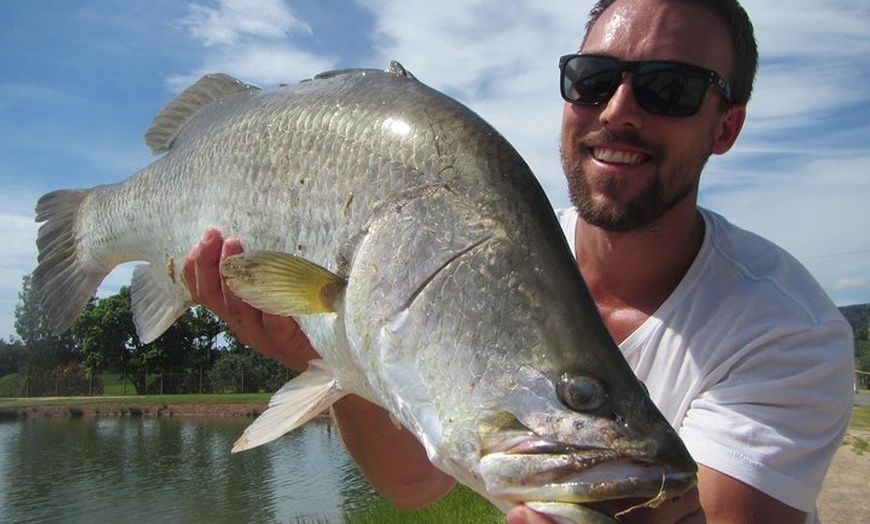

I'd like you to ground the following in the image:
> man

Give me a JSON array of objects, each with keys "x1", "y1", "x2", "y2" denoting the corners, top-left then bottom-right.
[{"x1": 184, "y1": 0, "x2": 854, "y2": 522}]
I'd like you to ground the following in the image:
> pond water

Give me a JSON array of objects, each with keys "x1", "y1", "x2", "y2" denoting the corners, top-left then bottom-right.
[{"x1": 0, "y1": 416, "x2": 381, "y2": 523}]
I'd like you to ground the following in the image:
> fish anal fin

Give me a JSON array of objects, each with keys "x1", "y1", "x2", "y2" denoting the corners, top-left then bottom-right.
[
  {"x1": 232, "y1": 359, "x2": 346, "y2": 452},
  {"x1": 131, "y1": 263, "x2": 191, "y2": 343},
  {"x1": 221, "y1": 251, "x2": 346, "y2": 316},
  {"x1": 144, "y1": 73, "x2": 260, "y2": 155}
]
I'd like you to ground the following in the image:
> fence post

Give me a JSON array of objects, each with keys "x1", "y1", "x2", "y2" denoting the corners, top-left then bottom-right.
[{"x1": 856, "y1": 370, "x2": 870, "y2": 392}]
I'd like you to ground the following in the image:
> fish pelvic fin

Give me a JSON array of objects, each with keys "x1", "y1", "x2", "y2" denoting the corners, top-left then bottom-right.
[
  {"x1": 220, "y1": 251, "x2": 346, "y2": 315},
  {"x1": 232, "y1": 359, "x2": 346, "y2": 453},
  {"x1": 33, "y1": 189, "x2": 108, "y2": 336},
  {"x1": 144, "y1": 73, "x2": 260, "y2": 155},
  {"x1": 131, "y1": 264, "x2": 191, "y2": 344}
]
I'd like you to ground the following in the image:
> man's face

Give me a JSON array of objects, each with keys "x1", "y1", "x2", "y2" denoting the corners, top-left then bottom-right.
[{"x1": 562, "y1": 0, "x2": 743, "y2": 232}]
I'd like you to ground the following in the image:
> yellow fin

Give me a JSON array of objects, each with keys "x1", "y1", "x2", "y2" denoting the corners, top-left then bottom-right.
[{"x1": 221, "y1": 251, "x2": 346, "y2": 315}]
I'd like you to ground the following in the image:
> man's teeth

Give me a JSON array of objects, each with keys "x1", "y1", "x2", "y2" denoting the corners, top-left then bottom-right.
[{"x1": 592, "y1": 147, "x2": 645, "y2": 165}]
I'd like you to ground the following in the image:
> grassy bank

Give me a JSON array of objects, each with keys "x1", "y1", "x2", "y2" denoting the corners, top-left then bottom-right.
[
  {"x1": 0, "y1": 392, "x2": 271, "y2": 409},
  {"x1": 0, "y1": 393, "x2": 271, "y2": 420}
]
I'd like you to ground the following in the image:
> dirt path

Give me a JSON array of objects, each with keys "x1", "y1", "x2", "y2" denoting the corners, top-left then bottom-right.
[{"x1": 817, "y1": 432, "x2": 870, "y2": 524}]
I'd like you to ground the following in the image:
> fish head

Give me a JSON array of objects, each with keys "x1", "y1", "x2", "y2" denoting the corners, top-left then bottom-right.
[
  {"x1": 342, "y1": 184, "x2": 695, "y2": 520},
  {"x1": 472, "y1": 333, "x2": 698, "y2": 513},
  {"x1": 477, "y1": 380, "x2": 697, "y2": 518},
  {"x1": 469, "y1": 268, "x2": 697, "y2": 519}
]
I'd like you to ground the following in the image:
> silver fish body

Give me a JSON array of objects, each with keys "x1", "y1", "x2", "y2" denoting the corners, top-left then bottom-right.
[{"x1": 34, "y1": 62, "x2": 696, "y2": 521}]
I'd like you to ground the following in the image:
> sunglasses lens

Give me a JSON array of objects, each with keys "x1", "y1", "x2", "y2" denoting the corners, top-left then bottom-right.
[
  {"x1": 633, "y1": 63, "x2": 709, "y2": 117},
  {"x1": 561, "y1": 55, "x2": 620, "y2": 105},
  {"x1": 560, "y1": 55, "x2": 722, "y2": 117}
]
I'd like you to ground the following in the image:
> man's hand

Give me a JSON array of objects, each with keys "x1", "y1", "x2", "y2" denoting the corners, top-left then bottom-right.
[
  {"x1": 505, "y1": 487, "x2": 705, "y2": 524},
  {"x1": 507, "y1": 506, "x2": 557, "y2": 524},
  {"x1": 183, "y1": 227, "x2": 316, "y2": 371}
]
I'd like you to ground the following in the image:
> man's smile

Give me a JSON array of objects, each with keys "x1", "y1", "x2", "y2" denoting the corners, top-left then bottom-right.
[{"x1": 591, "y1": 147, "x2": 650, "y2": 165}]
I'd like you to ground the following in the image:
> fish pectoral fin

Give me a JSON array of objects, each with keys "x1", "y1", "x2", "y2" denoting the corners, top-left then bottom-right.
[
  {"x1": 221, "y1": 251, "x2": 346, "y2": 315},
  {"x1": 232, "y1": 359, "x2": 346, "y2": 453}
]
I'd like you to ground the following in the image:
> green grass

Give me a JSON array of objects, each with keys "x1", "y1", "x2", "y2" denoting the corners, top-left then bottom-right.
[
  {"x1": 342, "y1": 485, "x2": 502, "y2": 524},
  {"x1": 850, "y1": 406, "x2": 870, "y2": 432},
  {"x1": 98, "y1": 372, "x2": 136, "y2": 395},
  {"x1": 845, "y1": 406, "x2": 870, "y2": 454}
]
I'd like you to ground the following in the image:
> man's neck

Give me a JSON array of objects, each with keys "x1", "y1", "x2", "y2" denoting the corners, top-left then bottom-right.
[{"x1": 574, "y1": 204, "x2": 705, "y2": 343}]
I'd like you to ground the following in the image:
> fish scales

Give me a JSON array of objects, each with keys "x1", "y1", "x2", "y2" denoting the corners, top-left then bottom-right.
[{"x1": 33, "y1": 63, "x2": 696, "y2": 523}]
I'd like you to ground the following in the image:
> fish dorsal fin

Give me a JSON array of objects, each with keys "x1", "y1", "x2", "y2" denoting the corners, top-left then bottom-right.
[
  {"x1": 312, "y1": 61, "x2": 415, "y2": 82},
  {"x1": 220, "y1": 251, "x2": 346, "y2": 315},
  {"x1": 232, "y1": 359, "x2": 346, "y2": 452},
  {"x1": 387, "y1": 60, "x2": 416, "y2": 80},
  {"x1": 144, "y1": 73, "x2": 260, "y2": 155}
]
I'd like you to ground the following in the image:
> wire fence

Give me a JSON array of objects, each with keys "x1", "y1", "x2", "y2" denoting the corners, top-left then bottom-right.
[{"x1": 0, "y1": 367, "x2": 293, "y2": 398}]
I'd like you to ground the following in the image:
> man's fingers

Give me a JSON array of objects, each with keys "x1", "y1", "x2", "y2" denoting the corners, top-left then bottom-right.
[
  {"x1": 184, "y1": 227, "x2": 223, "y2": 305},
  {"x1": 506, "y1": 506, "x2": 556, "y2": 524}
]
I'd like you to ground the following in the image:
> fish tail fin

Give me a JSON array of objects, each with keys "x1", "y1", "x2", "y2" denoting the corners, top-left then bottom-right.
[
  {"x1": 232, "y1": 359, "x2": 347, "y2": 453},
  {"x1": 33, "y1": 189, "x2": 109, "y2": 335}
]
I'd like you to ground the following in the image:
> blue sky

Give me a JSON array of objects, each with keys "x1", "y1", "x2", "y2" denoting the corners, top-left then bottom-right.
[{"x1": 1, "y1": 0, "x2": 868, "y2": 340}]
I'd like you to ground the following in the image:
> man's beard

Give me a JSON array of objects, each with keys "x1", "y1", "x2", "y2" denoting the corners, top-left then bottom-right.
[{"x1": 562, "y1": 131, "x2": 708, "y2": 233}]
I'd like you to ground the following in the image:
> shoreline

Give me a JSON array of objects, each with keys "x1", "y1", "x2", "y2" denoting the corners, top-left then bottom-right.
[{"x1": 0, "y1": 400, "x2": 268, "y2": 421}]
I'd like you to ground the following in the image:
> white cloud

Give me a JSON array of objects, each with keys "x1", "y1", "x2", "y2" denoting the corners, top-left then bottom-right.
[
  {"x1": 181, "y1": 0, "x2": 311, "y2": 47},
  {"x1": 170, "y1": 0, "x2": 333, "y2": 89},
  {"x1": 835, "y1": 276, "x2": 870, "y2": 292},
  {"x1": 0, "y1": 208, "x2": 39, "y2": 340}
]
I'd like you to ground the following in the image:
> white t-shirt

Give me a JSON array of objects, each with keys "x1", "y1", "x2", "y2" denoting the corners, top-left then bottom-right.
[{"x1": 558, "y1": 207, "x2": 854, "y2": 516}]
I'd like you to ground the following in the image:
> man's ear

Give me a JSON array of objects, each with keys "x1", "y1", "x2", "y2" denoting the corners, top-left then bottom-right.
[{"x1": 711, "y1": 105, "x2": 746, "y2": 155}]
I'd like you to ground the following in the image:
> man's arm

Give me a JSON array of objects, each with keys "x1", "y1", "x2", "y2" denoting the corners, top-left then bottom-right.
[{"x1": 697, "y1": 465, "x2": 807, "y2": 523}]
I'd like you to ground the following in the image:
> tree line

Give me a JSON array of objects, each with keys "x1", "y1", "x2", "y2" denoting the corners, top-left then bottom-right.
[
  {"x1": 3, "y1": 273, "x2": 869, "y2": 397},
  {"x1": 0, "y1": 275, "x2": 294, "y2": 397}
]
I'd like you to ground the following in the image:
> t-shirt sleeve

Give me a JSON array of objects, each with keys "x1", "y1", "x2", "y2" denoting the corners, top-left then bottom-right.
[{"x1": 677, "y1": 318, "x2": 854, "y2": 513}]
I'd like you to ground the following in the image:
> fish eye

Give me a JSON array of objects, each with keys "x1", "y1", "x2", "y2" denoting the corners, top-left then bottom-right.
[{"x1": 557, "y1": 371, "x2": 608, "y2": 412}]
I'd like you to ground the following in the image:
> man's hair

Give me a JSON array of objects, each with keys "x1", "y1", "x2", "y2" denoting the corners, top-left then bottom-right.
[{"x1": 581, "y1": 0, "x2": 758, "y2": 106}]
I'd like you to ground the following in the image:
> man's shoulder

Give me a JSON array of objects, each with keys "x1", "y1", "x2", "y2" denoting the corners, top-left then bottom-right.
[{"x1": 695, "y1": 208, "x2": 845, "y2": 328}]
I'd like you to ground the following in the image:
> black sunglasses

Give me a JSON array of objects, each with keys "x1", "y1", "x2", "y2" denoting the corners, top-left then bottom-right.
[{"x1": 559, "y1": 53, "x2": 733, "y2": 117}]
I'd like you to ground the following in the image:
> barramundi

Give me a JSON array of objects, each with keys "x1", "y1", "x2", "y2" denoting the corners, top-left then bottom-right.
[{"x1": 33, "y1": 62, "x2": 696, "y2": 523}]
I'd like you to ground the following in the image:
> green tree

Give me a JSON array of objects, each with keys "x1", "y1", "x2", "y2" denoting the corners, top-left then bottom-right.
[
  {"x1": 0, "y1": 338, "x2": 28, "y2": 397},
  {"x1": 208, "y1": 348, "x2": 290, "y2": 393},
  {"x1": 72, "y1": 286, "x2": 226, "y2": 394},
  {"x1": 71, "y1": 288, "x2": 135, "y2": 372},
  {"x1": 0, "y1": 338, "x2": 26, "y2": 377},
  {"x1": 14, "y1": 274, "x2": 77, "y2": 372}
]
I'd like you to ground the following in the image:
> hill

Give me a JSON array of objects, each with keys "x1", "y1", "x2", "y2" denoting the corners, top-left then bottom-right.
[{"x1": 840, "y1": 303, "x2": 870, "y2": 333}]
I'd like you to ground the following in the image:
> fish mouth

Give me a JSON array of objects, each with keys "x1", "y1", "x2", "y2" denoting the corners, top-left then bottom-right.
[{"x1": 478, "y1": 416, "x2": 697, "y2": 515}]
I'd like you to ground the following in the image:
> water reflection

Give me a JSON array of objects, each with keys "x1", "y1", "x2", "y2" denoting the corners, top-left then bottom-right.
[{"x1": 0, "y1": 416, "x2": 380, "y2": 523}]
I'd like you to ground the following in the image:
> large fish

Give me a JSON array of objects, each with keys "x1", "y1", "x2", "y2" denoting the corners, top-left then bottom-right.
[{"x1": 34, "y1": 62, "x2": 696, "y2": 522}]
